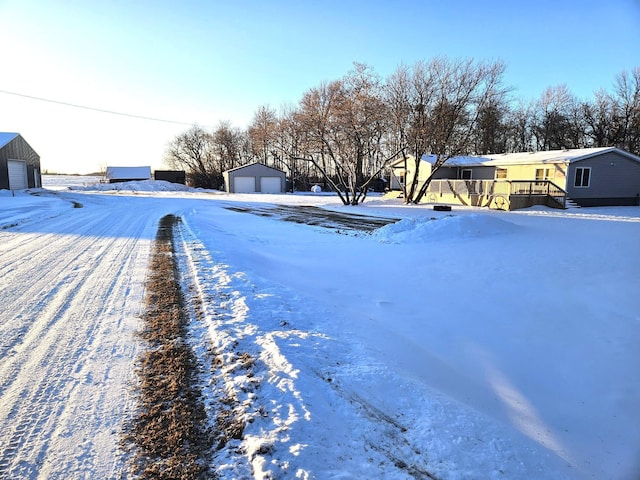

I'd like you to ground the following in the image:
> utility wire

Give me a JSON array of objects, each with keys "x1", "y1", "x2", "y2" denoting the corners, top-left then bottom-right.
[{"x1": 0, "y1": 89, "x2": 215, "y2": 128}]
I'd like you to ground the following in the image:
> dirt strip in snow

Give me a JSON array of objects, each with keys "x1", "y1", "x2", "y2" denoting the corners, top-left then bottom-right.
[{"x1": 122, "y1": 214, "x2": 213, "y2": 479}]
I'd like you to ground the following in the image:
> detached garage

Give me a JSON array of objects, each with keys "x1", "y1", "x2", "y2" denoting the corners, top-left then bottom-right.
[
  {"x1": 223, "y1": 163, "x2": 286, "y2": 194},
  {"x1": 0, "y1": 132, "x2": 41, "y2": 190}
]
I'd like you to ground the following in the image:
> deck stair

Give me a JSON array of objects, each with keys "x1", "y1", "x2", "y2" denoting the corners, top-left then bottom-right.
[{"x1": 565, "y1": 198, "x2": 581, "y2": 209}]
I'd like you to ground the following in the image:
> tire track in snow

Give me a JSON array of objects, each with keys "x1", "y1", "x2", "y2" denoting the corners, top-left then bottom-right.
[
  {"x1": 0, "y1": 212, "x2": 142, "y2": 393},
  {"x1": 0, "y1": 204, "x2": 97, "y2": 276},
  {"x1": 0, "y1": 202, "x2": 154, "y2": 480},
  {"x1": 0, "y1": 212, "x2": 123, "y2": 361}
]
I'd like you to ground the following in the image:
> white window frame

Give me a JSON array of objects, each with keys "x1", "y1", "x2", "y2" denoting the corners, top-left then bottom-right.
[{"x1": 574, "y1": 167, "x2": 591, "y2": 188}]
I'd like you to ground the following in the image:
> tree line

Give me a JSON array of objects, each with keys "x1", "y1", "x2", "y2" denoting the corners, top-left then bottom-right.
[{"x1": 164, "y1": 58, "x2": 639, "y2": 204}]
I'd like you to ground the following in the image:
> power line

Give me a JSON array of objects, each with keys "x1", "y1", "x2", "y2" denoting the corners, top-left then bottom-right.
[{"x1": 0, "y1": 89, "x2": 215, "y2": 128}]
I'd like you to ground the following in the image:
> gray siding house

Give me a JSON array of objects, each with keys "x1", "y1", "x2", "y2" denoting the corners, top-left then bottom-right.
[
  {"x1": 0, "y1": 132, "x2": 42, "y2": 190},
  {"x1": 223, "y1": 163, "x2": 286, "y2": 193},
  {"x1": 564, "y1": 149, "x2": 640, "y2": 206},
  {"x1": 394, "y1": 148, "x2": 640, "y2": 209}
]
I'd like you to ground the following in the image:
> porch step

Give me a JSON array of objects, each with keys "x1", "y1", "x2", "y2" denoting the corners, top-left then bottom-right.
[{"x1": 565, "y1": 198, "x2": 581, "y2": 209}]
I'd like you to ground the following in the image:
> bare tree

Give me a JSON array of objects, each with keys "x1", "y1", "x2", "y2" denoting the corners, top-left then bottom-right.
[
  {"x1": 504, "y1": 100, "x2": 535, "y2": 153},
  {"x1": 386, "y1": 57, "x2": 507, "y2": 204},
  {"x1": 565, "y1": 97, "x2": 588, "y2": 148},
  {"x1": 291, "y1": 64, "x2": 400, "y2": 205},
  {"x1": 474, "y1": 96, "x2": 510, "y2": 154},
  {"x1": 531, "y1": 85, "x2": 580, "y2": 150},
  {"x1": 583, "y1": 90, "x2": 619, "y2": 147},
  {"x1": 212, "y1": 121, "x2": 248, "y2": 174},
  {"x1": 247, "y1": 105, "x2": 279, "y2": 168},
  {"x1": 330, "y1": 63, "x2": 390, "y2": 203},
  {"x1": 273, "y1": 105, "x2": 312, "y2": 191},
  {"x1": 612, "y1": 68, "x2": 640, "y2": 155},
  {"x1": 164, "y1": 125, "x2": 217, "y2": 188},
  {"x1": 384, "y1": 63, "x2": 412, "y2": 156}
]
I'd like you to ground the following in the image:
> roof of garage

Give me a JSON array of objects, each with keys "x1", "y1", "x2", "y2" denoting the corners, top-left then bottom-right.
[
  {"x1": 106, "y1": 166, "x2": 152, "y2": 180},
  {"x1": 224, "y1": 162, "x2": 285, "y2": 174},
  {"x1": 0, "y1": 132, "x2": 19, "y2": 149}
]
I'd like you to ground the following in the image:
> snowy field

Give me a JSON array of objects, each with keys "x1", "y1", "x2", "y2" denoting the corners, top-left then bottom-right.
[{"x1": 0, "y1": 175, "x2": 639, "y2": 479}]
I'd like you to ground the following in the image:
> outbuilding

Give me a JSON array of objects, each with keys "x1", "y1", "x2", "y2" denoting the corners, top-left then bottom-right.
[
  {"x1": 223, "y1": 163, "x2": 286, "y2": 193},
  {"x1": 154, "y1": 170, "x2": 186, "y2": 184},
  {"x1": 105, "y1": 166, "x2": 152, "y2": 183},
  {"x1": 0, "y1": 132, "x2": 42, "y2": 190}
]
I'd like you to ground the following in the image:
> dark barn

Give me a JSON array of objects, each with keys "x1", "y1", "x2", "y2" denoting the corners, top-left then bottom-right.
[
  {"x1": 0, "y1": 132, "x2": 42, "y2": 190},
  {"x1": 154, "y1": 170, "x2": 186, "y2": 184}
]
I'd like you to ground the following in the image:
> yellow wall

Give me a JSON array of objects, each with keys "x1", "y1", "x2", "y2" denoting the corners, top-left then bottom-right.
[
  {"x1": 390, "y1": 159, "x2": 570, "y2": 197},
  {"x1": 390, "y1": 156, "x2": 432, "y2": 191},
  {"x1": 500, "y1": 162, "x2": 568, "y2": 187}
]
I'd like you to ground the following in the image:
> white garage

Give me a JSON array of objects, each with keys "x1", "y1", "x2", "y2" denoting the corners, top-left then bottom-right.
[
  {"x1": 234, "y1": 176, "x2": 256, "y2": 193},
  {"x1": 260, "y1": 177, "x2": 282, "y2": 194},
  {"x1": 223, "y1": 163, "x2": 286, "y2": 194}
]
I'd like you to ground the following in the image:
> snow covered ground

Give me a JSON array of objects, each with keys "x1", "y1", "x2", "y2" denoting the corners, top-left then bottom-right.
[{"x1": 1, "y1": 175, "x2": 638, "y2": 479}]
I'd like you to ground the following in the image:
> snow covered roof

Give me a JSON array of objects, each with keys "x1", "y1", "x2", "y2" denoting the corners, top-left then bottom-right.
[
  {"x1": 105, "y1": 166, "x2": 152, "y2": 180},
  {"x1": 224, "y1": 162, "x2": 286, "y2": 174},
  {"x1": 421, "y1": 147, "x2": 639, "y2": 167},
  {"x1": 0, "y1": 132, "x2": 19, "y2": 149}
]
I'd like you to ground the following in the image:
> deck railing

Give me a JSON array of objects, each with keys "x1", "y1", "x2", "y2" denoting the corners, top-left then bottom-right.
[
  {"x1": 424, "y1": 179, "x2": 566, "y2": 209},
  {"x1": 508, "y1": 180, "x2": 566, "y2": 208}
]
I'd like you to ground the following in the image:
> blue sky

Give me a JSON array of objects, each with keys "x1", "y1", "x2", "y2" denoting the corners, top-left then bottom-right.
[{"x1": 1, "y1": 0, "x2": 638, "y2": 174}]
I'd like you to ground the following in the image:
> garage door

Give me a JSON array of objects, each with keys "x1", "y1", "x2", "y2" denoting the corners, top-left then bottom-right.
[
  {"x1": 260, "y1": 177, "x2": 281, "y2": 194},
  {"x1": 234, "y1": 176, "x2": 255, "y2": 193},
  {"x1": 8, "y1": 160, "x2": 28, "y2": 190}
]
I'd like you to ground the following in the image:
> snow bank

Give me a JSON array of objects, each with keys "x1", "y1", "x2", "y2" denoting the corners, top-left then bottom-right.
[
  {"x1": 69, "y1": 179, "x2": 195, "y2": 193},
  {"x1": 42, "y1": 175, "x2": 102, "y2": 190},
  {"x1": 373, "y1": 213, "x2": 520, "y2": 243}
]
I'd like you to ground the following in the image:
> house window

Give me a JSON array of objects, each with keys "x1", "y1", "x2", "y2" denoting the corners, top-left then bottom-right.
[
  {"x1": 495, "y1": 168, "x2": 507, "y2": 179},
  {"x1": 461, "y1": 169, "x2": 472, "y2": 180},
  {"x1": 574, "y1": 167, "x2": 591, "y2": 187},
  {"x1": 535, "y1": 168, "x2": 551, "y2": 181}
]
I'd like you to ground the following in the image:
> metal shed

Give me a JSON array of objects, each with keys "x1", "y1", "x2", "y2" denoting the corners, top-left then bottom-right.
[
  {"x1": 154, "y1": 170, "x2": 186, "y2": 184},
  {"x1": 223, "y1": 163, "x2": 286, "y2": 193},
  {"x1": 0, "y1": 132, "x2": 42, "y2": 190}
]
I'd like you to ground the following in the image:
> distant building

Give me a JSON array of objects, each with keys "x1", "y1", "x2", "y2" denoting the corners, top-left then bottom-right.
[
  {"x1": 105, "y1": 166, "x2": 152, "y2": 183},
  {"x1": 223, "y1": 163, "x2": 286, "y2": 193},
  {"x1": 154, "y1": 170, "x2": 186, "y2": 184},
  {"x1": 0, "y1": 132, "x2": 42, "y2": 190}
]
